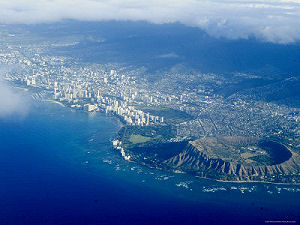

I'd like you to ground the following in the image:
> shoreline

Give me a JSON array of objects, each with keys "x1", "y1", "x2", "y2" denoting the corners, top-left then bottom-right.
[
  {"x1": 32, "y1": 98, "x2": 300, "y2": 186},
  {"x1": 211, "y1": 177, "x2": 300, "y2": 186},
  {"x1": 14, "y1": 84, "x2": 300, "y2": 186},
  {"x1": 172, "y1": 169, "x2": 300, "y2": 186},
  {"x1": 43, "y1": 99, "x2": 66, "y2": 107}
]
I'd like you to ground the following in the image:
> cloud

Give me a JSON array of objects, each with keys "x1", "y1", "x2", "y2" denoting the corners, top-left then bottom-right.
[
  {"x1": 157, "y1": 53, "x2": 179, "y2": 58},
  {"x1": 0, "y1": 0, "x2": 300, "y2": 43},
  {"x1": 0, "y1": 76, "x2": 29, "y2": 119}
]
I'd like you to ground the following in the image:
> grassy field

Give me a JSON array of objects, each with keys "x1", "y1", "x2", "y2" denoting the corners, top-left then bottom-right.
[
  {"x1": 129, "y1": 134, "x2": 152, "y2": 144},
  {"x1": 117, "y1": 124, "x2": 177, "y2": 151}
]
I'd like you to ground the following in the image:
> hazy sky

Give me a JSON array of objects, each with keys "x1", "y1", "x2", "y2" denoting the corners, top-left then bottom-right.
[{"x1": 0, "y1": 0, "x2": 300, "y2": 43}]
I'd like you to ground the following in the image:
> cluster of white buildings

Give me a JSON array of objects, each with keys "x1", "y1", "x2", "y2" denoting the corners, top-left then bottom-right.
[
  {"x1": 23, "y1": 65, "x2": 164, "y2": 126},
  {"x1": 104, "y1": 101, "x2": 164, "y2": 126}
]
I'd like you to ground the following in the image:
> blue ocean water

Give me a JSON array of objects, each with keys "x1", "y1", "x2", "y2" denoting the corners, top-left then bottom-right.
[{"x1": 0, "y1": 93, "x2": 299, "y2": 225}]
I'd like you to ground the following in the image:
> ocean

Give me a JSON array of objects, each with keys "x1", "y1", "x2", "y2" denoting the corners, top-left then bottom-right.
[{"x1": 0, "y1": 92, "x2": 299, "y2": 225}]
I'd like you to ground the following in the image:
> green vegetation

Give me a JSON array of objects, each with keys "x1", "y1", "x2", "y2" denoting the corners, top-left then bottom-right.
[
  {"x1": 249, "y1": 155, "x2": 274, "y2": 165},
  {"x1": 118, "y1": 125, "x2": 176, "y2": 149},
  {"x1": 129, "y1": 134, "x2": 151, "y2": 144},
  {"x1": 129, "y1": 141, "x2": 189, "y2": 162}
]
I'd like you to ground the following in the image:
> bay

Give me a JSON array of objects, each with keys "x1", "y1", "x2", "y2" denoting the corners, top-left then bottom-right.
[{"x1": 0, "y1": 92, "x2": 299, "y2": 225}]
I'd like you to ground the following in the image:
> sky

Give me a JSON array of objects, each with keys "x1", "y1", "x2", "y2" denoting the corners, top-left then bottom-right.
[{"x1": 0, "y1": 0, "x2": 299, "y2": 44}]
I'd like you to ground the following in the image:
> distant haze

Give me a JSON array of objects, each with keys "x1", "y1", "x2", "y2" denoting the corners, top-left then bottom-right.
[{"x1": 0, "y1": 0, "x2": 300, "y2": 44}]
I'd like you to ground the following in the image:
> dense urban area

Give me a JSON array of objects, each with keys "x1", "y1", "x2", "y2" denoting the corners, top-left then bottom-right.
[{"x1": 1, "y1": 28, "x2": 300, "y2": 184}]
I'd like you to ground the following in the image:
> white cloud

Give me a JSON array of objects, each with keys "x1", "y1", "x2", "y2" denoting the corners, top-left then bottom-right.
[
  {"x1": 0, "y1": 0, "x2": 300, "y2": 43},
  {"x1": 0, "y1": 77, "x2": 29, "y2": 119},
  {"x1": 157, "y1": 53, "x2": 179, "y2": 58}
]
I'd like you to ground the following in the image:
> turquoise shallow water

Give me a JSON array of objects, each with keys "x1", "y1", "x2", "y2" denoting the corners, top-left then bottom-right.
[{"x1": 0, "y1": 91, "x2": 299, "y2": 225}]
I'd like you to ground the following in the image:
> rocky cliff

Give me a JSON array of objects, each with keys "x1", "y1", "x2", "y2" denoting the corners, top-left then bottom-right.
[{"x1": 163, "y1": 142, "x2": 300, "y2": 181}]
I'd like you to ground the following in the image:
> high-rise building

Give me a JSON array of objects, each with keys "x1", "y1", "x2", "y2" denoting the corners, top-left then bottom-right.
[{"x1": 110, "y1": 70, "x2": 116, "y2": 76}]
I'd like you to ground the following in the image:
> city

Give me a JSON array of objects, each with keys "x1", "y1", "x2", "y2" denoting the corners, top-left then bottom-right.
[{"x1": 0, "y1": 29, "x2": 299, "y2": 183}]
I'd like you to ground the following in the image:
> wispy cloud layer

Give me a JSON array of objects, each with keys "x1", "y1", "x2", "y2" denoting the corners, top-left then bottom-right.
[
  {"x1": 0, "y1": 0, "x2": 300, "y2": 43},
  {"x1": 0, "y1": 77, "x2": 29, "y2": 119}
]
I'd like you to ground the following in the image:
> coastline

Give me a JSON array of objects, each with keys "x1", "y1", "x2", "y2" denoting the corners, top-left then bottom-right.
[
  {"x1": 173, "y1": 168, "x2": 300, "y2": 186},
  {"x1": 13, "y1": 83, "x2": 300, "y2": 186},
  {"x1": 209, "y1": 176, "x2": 300, "y2": 186},
  {"x1": 43, "y1": 99, "x2": 66, "y2": 107}
]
